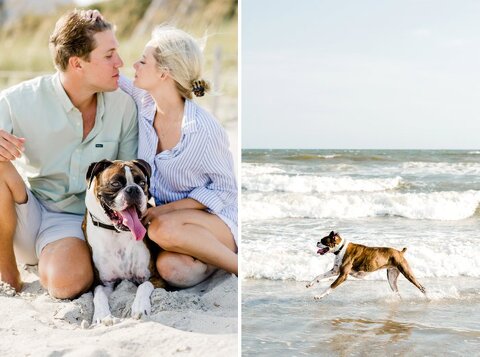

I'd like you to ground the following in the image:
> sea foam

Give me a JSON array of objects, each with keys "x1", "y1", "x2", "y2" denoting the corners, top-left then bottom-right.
[
  {"x1": 242, "y1": 190, "x2": 480, "y2": 221},
  {"x1": 242, "y1": 174, "x2": 403, "y2": 193}
]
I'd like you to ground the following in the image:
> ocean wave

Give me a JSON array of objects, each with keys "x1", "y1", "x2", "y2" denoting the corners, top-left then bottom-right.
[
  {"x1": 401, "y1": 162, "x2": 480, "y2": 175},
  {"x1": 242, "y1": 190, "x2": 480, "y2": 221},
  {"x1": 242, "y1": 163, "x2": 286, "y2": 176},
  {"x1": 242, "y1": 174, "x2": 403, "y2": 193},
  {"x1": 279, "y1": 154, "x2": 339, "y2": 161}
]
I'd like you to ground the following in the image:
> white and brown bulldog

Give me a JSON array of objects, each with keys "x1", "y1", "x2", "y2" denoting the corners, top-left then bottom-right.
[
  {"x1": 306, "y1": 231, "x2": 427, "y2": 300},
  {"x1": 83, "y1": 159, "x2": 164, "y2": 325}
]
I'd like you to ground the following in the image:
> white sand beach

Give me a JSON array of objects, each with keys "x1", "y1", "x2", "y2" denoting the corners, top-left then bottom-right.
[{"x1": 0, "y1": 266, "x2": 237, "y2": 357}]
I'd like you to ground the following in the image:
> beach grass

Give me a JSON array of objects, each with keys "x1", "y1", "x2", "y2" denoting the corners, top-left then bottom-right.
[{"x1": 0, "y1": 0, "x2": 238, "y2": 98}]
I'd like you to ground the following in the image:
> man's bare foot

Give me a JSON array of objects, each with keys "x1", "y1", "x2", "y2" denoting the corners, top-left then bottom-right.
[{"x1": 0, "y1": 265, "x2": 23, "y2": 292}]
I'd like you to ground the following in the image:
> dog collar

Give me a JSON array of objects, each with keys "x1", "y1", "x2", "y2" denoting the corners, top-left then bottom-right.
[
  {"x1": 333, "y1": 240, "x2": 348, "y2": 255},
  {"x1": 89, "y1": 212, "x2": 121, "y2": 233}
]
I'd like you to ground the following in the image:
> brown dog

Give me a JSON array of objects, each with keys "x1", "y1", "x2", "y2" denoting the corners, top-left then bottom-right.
[
  {"x1": 83, "y1": 159, "x2": 165, "y2": 325},
  {"x1": 306, "y1": 231, "x2": 427, "y2": 300}
]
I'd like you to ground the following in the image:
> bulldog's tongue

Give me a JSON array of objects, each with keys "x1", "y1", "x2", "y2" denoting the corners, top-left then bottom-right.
[
  {"x1": 120, "y1": 206, "x2": 146, "y2": 241},
  {"x1": 317, "y1": 248, "x2": 329, "y2": 255}
]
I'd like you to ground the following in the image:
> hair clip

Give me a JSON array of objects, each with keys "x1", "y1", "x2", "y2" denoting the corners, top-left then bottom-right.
[{"x1": 192, "y1": 80, "x2": 205, "y2": 97}]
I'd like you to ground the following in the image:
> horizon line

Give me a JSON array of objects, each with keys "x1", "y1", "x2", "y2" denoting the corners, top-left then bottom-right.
[{"x1": 241, "y1": 148, "x2": 480, "y2": 151}]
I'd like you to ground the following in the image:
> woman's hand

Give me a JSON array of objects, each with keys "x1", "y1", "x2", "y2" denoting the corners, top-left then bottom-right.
[
  {"x1": 142, "y1": 198, "x2": 206, "y2": 225},
  {"x1": 143, "y1": 204, "x2": 176, "y2": 225},
  {"x1": 81, "y1": 9, "x2": 104, "y2": 22}
]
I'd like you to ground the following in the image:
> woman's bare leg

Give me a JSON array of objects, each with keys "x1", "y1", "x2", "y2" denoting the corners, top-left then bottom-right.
[{"x1": 148, "y1": 209, "x2": 237, "y2": 287}]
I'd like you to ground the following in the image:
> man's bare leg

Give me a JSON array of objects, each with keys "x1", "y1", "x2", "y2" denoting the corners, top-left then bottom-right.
[
  {"x1": 0, "y1": 162, "x2": 27, "y2": 292},
  {"x1": 38, "y1": 237, "x2": 94, "y2": 299}
]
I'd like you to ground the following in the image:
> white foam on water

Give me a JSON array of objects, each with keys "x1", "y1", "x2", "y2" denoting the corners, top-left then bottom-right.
[
  {"x1": 242, "y1": 163, "x2": 286, "y2": 176},
  {"x1": 401, "y1": 161, "x2": 480, "y2": 175},
  {"x1": 242, "y1": 190, "x2": 480, "y2": 221},
  {"x1": 242, "y1": 174, "x2": 403, "y2": 193}
]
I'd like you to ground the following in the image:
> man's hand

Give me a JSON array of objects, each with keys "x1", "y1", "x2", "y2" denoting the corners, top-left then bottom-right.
[
  {"x1": 0, "y1": 265, "x2": 23, "y2": 292},
  {"x1": 0, "y1": 129, "x2": 25, "y2": 162},
  {"x1": 81, "y1": 9, "x2": 104, "y2": 22}
]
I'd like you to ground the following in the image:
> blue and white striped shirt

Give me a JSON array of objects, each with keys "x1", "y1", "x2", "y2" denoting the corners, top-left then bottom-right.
[{"x1": 119, "y1": 76, "x2": 238, "y2": 243}]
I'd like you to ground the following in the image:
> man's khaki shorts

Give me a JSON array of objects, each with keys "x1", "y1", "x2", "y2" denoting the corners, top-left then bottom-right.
[{"x1": 13, "y1": 189, "x2": 85, "y2": 265}]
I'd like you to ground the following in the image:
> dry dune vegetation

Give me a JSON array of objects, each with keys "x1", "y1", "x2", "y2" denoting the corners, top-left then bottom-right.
[{"x1": 0, "y1": 0, "x2": 238, "y2": 114}]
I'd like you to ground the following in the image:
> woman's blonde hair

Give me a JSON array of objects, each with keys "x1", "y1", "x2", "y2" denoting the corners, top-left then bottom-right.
[{"x1": 147, "y1": 25, "x2": 210, "y2": 99}]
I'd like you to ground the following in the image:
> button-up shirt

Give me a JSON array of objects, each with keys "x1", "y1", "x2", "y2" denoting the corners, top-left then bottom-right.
[
  {"x1": 119, "y1": 76, "x2": 238, "y2": 242},
  {"x1": 0, "y1": 73, "x2": 138, "y2": 214}
]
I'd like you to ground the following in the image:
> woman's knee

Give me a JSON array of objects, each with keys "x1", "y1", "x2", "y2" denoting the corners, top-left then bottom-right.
[{"x1": 148, "y1": 216, "x2": 183, "y2": 250}]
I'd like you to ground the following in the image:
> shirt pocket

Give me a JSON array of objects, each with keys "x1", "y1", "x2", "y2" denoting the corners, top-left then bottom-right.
[{"x1": 88, "y1": 141, "x2": 119, "y2": 163}]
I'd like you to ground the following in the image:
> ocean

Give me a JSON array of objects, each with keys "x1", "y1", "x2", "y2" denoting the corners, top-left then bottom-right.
[{"x1": 241, "y1": 149, "x2": 480, "y2": 356}]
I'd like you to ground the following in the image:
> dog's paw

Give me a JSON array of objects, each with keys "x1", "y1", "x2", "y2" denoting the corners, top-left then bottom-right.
[
  {"x1": 131, "y1": 281, "x2": 154, "y2": 319},
  {"x1": 131, "y1": 301, "x2": 151, "y2": 319},
  {"x1": 91, "y1": 313, "x2": 118, "y2": 327},
  {"x1": 131, "y1": 294, "x2": 152, "y2": 319}
]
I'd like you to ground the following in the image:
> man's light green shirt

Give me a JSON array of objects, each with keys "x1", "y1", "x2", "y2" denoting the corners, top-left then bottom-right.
[{"x1": 0, "y1": 73, "x2": 138, "y2": 214}]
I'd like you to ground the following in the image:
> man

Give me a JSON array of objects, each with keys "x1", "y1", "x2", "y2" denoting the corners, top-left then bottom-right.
[{"x1": 0, "y1": 10, "x2": 138, "y2": 299}]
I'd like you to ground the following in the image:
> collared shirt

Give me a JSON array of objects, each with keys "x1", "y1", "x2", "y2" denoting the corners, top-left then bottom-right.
[
  {"x1": 0, "y1": 73, "x2": 138, "y2": 214},
  {"x1": 119, "y1": 76, "x2": 238, "y2": 240}
]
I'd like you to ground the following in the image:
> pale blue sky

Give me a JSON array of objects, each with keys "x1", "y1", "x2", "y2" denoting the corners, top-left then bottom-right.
[{"x1": 242, "y1": 0, "x2": 480, "y2": 149}]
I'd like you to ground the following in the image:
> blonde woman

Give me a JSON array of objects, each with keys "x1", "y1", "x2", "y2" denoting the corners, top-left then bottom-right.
[{"x1": 117, "y1": 26, "x2": 238, "y2": 288}]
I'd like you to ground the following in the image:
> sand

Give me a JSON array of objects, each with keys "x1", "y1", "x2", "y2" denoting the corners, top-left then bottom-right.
[{"x1": 0, "y1": 265, "x2": 238, "y2": 356}]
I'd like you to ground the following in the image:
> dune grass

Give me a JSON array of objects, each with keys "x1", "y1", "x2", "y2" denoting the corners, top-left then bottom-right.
[{"x1": 0, "y1": 0, "x2": 237, "y2": 98}]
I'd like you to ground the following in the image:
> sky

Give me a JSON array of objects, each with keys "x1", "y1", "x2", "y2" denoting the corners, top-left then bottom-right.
[{"x1": 242, "y1": 0, "x2": 480, "y2": 149}]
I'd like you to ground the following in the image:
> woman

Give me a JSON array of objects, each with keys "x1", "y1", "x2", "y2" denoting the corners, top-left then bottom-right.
[{"x1": 118, "y1": 26, "x2": 238, "y2": 288}]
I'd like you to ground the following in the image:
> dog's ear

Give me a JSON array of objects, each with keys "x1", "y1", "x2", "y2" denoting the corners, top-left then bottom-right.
[
  {"x1": 86, "y1": 159, "x2": 113, "y2": 188},
  {"x1": 132, "y1": 159, "x2": 151, "y2": 190},
  {"x1": 329, "y1": 231, "x2": 335, "y2": 237}
]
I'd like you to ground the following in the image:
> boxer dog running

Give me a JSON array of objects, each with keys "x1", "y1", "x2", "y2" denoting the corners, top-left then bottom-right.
[
  {"x1": 83, "y1": 159, "x2": 164, "y2": 325},
  {"x1": 306, "y1": 231, "x2": 427, "y2": 300}
]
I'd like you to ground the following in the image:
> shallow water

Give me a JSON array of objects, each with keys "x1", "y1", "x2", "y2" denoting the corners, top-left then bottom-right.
[{"x1": 242, "y1": 278, "x2": 480, "y2": 356}]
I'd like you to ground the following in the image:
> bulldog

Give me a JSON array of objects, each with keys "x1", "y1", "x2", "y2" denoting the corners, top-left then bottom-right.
[
  {"x1": 306, "y1": 231, "x2": 427, "y2": 300},
  {"x1": 83, "y1": 159, "x2": 164, "y2": 325}
]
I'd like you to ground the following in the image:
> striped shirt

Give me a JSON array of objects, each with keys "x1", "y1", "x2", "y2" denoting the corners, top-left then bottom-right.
[{"x1": 119, "y1": 76, "x2": 238, "y2": 242}]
